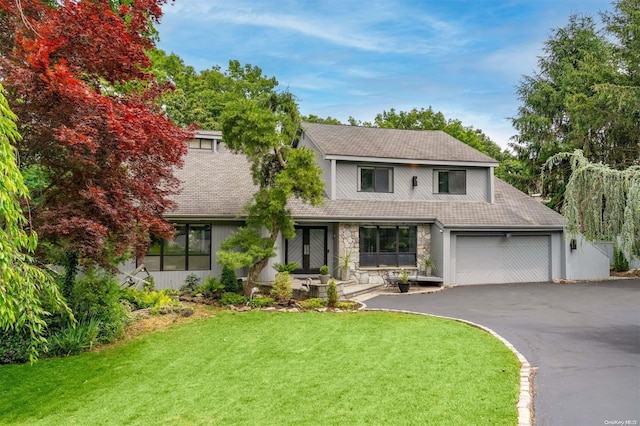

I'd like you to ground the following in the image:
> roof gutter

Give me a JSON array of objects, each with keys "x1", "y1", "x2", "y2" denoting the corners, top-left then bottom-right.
[
  {"x1": 164, "y1": 214, "x2": 247, "y2": 222},
  {"x1": 294, "y1": 216, "x2": 438, "y2": 224},
  {"x1": 443, "y1": 225, "x2": 565, "y2": 232},
  {"x1": 324, "y1": 154, "x2": 498, "y2": 168}
]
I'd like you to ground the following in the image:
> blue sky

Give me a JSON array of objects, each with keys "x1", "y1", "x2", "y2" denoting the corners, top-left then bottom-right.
[{"x1": 156, "y1": 0, "x2": 614, "y2": 150}]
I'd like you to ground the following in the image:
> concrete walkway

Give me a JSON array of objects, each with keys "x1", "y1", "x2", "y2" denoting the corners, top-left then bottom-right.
[{"x1": 363, "y1": 280, "x2": 640, "y2": 426}]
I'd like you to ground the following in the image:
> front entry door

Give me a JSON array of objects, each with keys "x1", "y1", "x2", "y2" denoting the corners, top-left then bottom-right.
[{"x1": 286, "y1": 227, "x2": 327, "y2": 274}]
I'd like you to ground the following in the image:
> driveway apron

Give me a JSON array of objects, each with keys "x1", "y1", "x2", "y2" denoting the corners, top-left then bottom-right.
[{"x1": 365, "y1": 281, "x2": 640, "y2": 426}]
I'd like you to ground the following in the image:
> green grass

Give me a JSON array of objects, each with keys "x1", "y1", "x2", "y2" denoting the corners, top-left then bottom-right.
[{"x1": 0, "y1": 311, "x2": 520, "y2": 425}]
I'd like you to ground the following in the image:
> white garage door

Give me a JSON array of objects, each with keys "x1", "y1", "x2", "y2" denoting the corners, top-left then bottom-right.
[{"x1": 455, "y1": 235, "x2": 550, "y2": 285}]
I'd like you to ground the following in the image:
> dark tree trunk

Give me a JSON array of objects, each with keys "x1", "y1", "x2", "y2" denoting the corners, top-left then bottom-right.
[
  {"x1": 244, "y1": 224, "x2": 280, "y2": 296},
  {"x1": 62, "y1": 251, "x2": 78, "y2": 300}
]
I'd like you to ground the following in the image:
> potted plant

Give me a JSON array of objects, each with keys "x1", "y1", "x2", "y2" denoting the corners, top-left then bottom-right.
[
  {"x1": 338, "y1": 251, "x2": 351, "y2": 281},
  {"x1": 398, "y1": 269, "x2": 410, "y2": 293},
  {"x1": 423, "y1": 256, "x2": 437, "y2": 276},
  {"x1": 319, "y1": 264, "x2": 330, "y2": 284}
]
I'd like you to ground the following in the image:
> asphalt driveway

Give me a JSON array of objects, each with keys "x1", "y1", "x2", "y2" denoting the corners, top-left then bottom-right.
[{"x1": 365, "y1": 280, "x2": 640, "y2": 426}]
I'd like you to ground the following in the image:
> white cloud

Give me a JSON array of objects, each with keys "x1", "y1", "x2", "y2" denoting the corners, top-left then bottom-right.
[
  {"x1": 286, "y1": 74, "x2": 339, "y2": 92},
  {"x1": 158, "y1": 0, "x2": 617, "y2": 152},
  {"x1": 162, "y1": 1, "x2": 469, "y2": 55},
  {"x1": 478, "y1": 42, "x2": 544, "y2": 83}
]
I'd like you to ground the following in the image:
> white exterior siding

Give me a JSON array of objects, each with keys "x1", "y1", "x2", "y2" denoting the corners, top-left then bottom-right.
[{"x1": 335, "y1": 162, "x2": 489, "y2": 202}]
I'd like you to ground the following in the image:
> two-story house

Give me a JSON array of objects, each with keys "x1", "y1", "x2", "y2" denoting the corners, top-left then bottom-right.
[{"x1": 136, "y1": 123, "x2": 610, "y2": 289}]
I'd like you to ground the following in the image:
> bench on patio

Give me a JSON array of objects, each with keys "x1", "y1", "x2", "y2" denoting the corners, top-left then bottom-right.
[{"x1": 407, "y1": 275, "x2": 443, "y2": 285}]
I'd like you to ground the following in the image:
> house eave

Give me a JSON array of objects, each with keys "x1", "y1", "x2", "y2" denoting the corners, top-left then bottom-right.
[
  {"x1": 324, "y1": 154, "x2": 498, "y2": 168},
  {"x1": 164, "y1": 214, "x2": 563, "y2": 230},
  {"x1": 444, "y1": 224, "x2": 565, "y2": 232},
  {"x1": 164, "y1": 214, "x2": 246, "y2": 222},
  {"x1": 294, "y1": 216, "x2": 438, "y2": 224}
]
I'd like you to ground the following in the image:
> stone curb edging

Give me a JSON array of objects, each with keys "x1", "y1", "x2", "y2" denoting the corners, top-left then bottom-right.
[{"x1": 360, "y1": 305, "x2": 534, "y2": 426}]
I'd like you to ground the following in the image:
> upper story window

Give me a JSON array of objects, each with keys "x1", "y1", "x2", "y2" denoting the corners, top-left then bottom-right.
[
  {"x1": 434, "y1": 170, "x2": 466, "y2": 194},
  {"x1": 359, "y1": 166, "x2": 393, "y2": 193},
  {"x1": 189, "y1": 138, "x2": 215, "y2": 150}
]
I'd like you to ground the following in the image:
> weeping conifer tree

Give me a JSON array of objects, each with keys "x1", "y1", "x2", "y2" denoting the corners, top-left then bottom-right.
[{"x1": 544, "y1": 150, "x2": 640, "y2": 259}]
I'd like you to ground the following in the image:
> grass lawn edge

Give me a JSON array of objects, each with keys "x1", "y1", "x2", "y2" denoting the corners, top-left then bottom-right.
[
  {"x1": 363, "y1": 306, "x2": 534, "y2": 426},
  {"x1": 1, "y1": 304, "x2": 526, "y2": 425}
]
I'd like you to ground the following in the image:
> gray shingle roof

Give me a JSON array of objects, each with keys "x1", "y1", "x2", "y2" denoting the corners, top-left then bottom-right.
[
  {"x1": 169, "y1": 142, "x2": 563, "y2": 228},
  {"x1": 169, "y1": 144, "x2": 257, "y2": 218},
  {"x1": 286, "y1": 179, "x2": 562, "y2": 227},
  {"x1": 302, "y1": 122, "x2": 499, "y2": 164}
]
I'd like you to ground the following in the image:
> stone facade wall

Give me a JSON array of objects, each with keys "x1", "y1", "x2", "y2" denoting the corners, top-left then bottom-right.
[
  {"x1": 337, "y1": 223, "x2": 359, "y2": 281},
  {"x1": 336, "y1": 223, "x2": 431, "y2": 284},
  {"x1": 417, "y1": 224, "x2": 431, "y2": 272}
]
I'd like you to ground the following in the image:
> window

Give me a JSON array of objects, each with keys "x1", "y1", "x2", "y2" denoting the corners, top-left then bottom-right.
[
  {"x1": 143, "y1": 224, "x2": 211, "y2": 271},
  {"x1": 359, "y1": 166, "x2": 393, "y2": 193},
  {"x1": 359, "y1": 226, "x2": 416, "y2": 267},
  {"x1": 434, "y1": 170, "x2": 466, "y2": 194},
  {"x1": 188, "y1": 138, "x2": 214, "y2": 150}
]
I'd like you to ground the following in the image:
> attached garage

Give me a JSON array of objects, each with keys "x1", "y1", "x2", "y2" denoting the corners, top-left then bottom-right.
[{"x1": 454, "y1": 234, "x2": 551, "y2": 285}]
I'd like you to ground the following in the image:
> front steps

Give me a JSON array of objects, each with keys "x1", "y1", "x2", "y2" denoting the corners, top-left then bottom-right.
[{"x1": 290, "y1": 278, "x2": 383, "y2": 300}]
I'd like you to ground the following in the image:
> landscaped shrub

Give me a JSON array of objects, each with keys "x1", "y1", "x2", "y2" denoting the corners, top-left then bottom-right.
[
  {"x1": 247, "y1": 296, "x2": 276, "y2": 308},
  {"x1": 271, "y1": 271, "x2": 292, "y2": 302},
  {"x1": 48, "y1": 317, "x2": 100, "y2": 357},
  {"x1": 326, "y1": 278, "x2": 339, "y2": 308},
  {"x1": 298, "y1": 298, "x2": 326, "y2": 309},
  {"x1": 0, "y1": 329, "x2": 44, "y2": 364},
  {"x1": 614, "y1": 247, "x2": 629, "y2": 272},
  {"x1": 221, "y1": 266, "x2": 238, "y2": 293},
  {"x1": 120, "y1": 288, "x2": 179, "y2": 310},
  {"x1": 120, "y1": 287, "x2": 152, "y2": 309},
  {"x1": 272, "y1": 262, "x2": 298, "y2": 273},
  {"x1": 68, "y1": 270, "x2": 130, "y2": 343},
  {"x1": 197, "y1": 276, "x2": 225, "y2": 298},
  {"x1": 221, "y1": 292, "x2": 247, "y2": 306},
  {"x1": 336, "y1": 301, "x2": 358, "y2": 310},
  {"x1": 142, "y1": 276, "x2": 155, "y2": 292},
  {"x1": 180, "y1": 273, "x2": 201, "y2": 293}
]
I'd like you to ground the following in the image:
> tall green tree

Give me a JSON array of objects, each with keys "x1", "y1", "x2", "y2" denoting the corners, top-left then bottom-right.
[
  {"x1": 152, "y1": 54, "x2": 326, "y2": 290},
  {"x1": 151, "y1": 50, "x2": 280, "y2": 131},
  {"x1": 302, "y1": 114, "x2": 342, "y2": 125},
  {"x1": 598, "y1": 0, "x2": 640, "y2": 163},
  {"x1": 512, "y1": 2, "x2": 640, "y2": 205},
  {"x1": 0, "y1": 84, "x2": 70, "y2": 362},
  {"x1": 215, "y1": 76, "x2": 324, "y2": 294}
]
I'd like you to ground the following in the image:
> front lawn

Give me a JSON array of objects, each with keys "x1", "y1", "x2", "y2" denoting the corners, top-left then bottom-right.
[{"x1": 0, "y1": 310, "x2": 520, "y2": 425}]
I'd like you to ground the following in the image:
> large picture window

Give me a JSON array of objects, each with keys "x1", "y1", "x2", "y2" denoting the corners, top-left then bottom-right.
[
  {"x1": 359, "y1": 226, "x2": 416, "y2": 267},
  {"x1": 434, "y1": 170, "x2": 466, "y2": 194},
  {"x1": 143, "y1": 224, "x2": 211, "y2": 271},
  {"x1": 359, "y1": 166, "x2": 393, "y2": 193}
]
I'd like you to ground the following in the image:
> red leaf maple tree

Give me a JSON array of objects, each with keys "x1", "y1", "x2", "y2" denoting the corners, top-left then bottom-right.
[{"x1": 0, "y1": 0, "x2": 191, "y2": 267}]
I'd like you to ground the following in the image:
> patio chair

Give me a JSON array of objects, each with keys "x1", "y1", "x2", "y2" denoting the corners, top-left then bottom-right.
[{"x1": 383, "y1": 270, "x2": 398, "y2": 290}]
